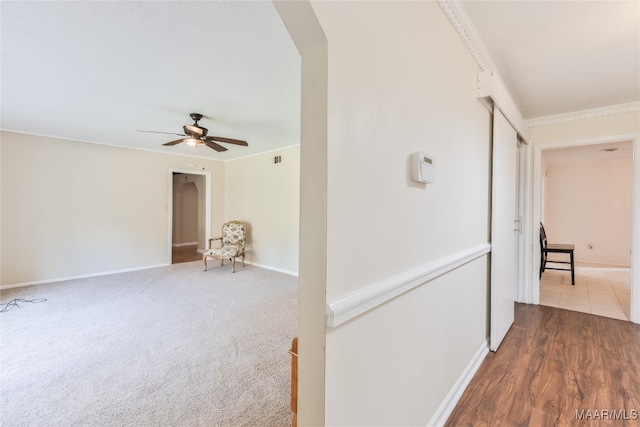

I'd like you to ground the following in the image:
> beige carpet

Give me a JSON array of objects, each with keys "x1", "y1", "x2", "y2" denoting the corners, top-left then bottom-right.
[{"x1": 0, "y1": 261, "x2": 298, "y2": 427}]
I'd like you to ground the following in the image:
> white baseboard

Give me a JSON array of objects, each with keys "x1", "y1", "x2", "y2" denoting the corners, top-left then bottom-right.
[
  {"x1": 2, "y1": 260, "x2": 299, "y2": 290},
  {"x1": 575, "y1": 261, "x2": 631, "y2": 269},
  {"x1": 244, "y1": 261, "x2": 299, "y2": 277},
  {"x1": 0, "y1": 263, "x2": 170, "y2": 290},
  {"x1": 427, "y1": 340, "x2": 489, "y2": 427},
  {"x1": 172, "y1": 242, "x2": 198, "y2": 248}
]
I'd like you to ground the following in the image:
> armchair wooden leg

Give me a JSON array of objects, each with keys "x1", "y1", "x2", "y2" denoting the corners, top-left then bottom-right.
[
  {"x1": 242, "y1": 253, "x2": 245, "y2": 267},
  {"x1": 231, "y1": 257, "x2": 236, "y2": 273},
  {"x1": 203, "y1": 256, "x2": 207, "y2": 271}
]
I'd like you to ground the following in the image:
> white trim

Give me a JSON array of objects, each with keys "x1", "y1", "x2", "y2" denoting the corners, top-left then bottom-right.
[
  {"x1": 576, "y1": 265, "x2": 632, "y2": 271},
  {"x1": 244, "y1": 260, "x2": 299, "y2": 277},
  {"x1": 436, "y1": 0, "x2": 492, "y2": 72},
  {"x1": 531, "y1": 133, "x2": 640, "y2": 324},
  {"x1": 0, "y1": 263, "x2": 169, "y2": 290},
  {"x1": 632, "y1": 136, "x2": 640, "y2": 324},
  {"x1": 526, "y1": 102, "x2": 640, "y2": 127},
  {"x1": 521, "y1": 144, "x2": 535, "y2": 304},
  {"x1": 225, "y1": 144, "x2": 300, "y2": 162},
  {"x1": 0, "y1": 128, "x2": 297, "y2": 163},
  {"x1": 326, "y1": 243, "x2": 491, "y2": 328},
  {"x1": 427, "y1": 340, "x2": 489, "y2": 427},
  {"x1": 172, "y1": 241, "x2": 198, "y2": 248},
  {"x1": 436, "y1": 0, "x2": 529, "y2": 142},
  {"x1": 0, "y1": 129, "x2": 228, "y2": 163},
  {"x1": 1, "y1": 259, "x2": 299, "y2": 290},
  {"x1": 574, "y1": 261, "x2": 632, "y2": 269},
  {"x1": 478, "y1": 71, "x2": 529, "y2": 143}
]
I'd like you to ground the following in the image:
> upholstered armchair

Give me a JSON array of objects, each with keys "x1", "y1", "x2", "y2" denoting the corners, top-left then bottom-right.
[{"x1": 203, "y1": 221, "x2": 247, "y2": 273}]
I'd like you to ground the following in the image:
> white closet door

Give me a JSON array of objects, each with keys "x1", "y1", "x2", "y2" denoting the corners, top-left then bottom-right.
[{"x1": 490, "y1": 108, "x2": 519, "y2": 351}]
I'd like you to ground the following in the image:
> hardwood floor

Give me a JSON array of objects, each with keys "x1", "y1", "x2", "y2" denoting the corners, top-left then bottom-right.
[
  {"x1": 540, "y1": 266, "x2": 630, "y2": 321},
  {"x1": 171, "y1": 244, "x2": 202, "y2": 264},
  {"x1": 445, "y1": 303, "x2": 640, "y2": 427}
]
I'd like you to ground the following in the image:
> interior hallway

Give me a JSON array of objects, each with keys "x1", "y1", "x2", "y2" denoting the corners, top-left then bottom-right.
[
  {"x1": 445, "y1": 303, "x2": 640, "y2": 426},
  {"x1": 172, "y1": 244, "x2": 202, "y2": 264},
  {"x1": 539, "y1": 266, "x2": 631, "y2": 321}
]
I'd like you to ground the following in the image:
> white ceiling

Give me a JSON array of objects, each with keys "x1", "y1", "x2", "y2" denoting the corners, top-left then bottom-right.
[
  {"x1": 542, "y1": 140, "x2": 633, "y2": 165},
  {"x1": 1, "y1": 1, "x2": 301, "y2": 160},
  {"x1": 460, "y1": 0, "x2": 640, "y2": 119},
  {"x1": 1, "y1": 1, "x2": 638, "y2": 160}
]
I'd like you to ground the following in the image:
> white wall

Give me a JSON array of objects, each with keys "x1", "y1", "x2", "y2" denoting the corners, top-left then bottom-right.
[
  {"x1": 0, "y1": 131, "x2": 225, "y2": 286},
  {"x1": 544, "y1": 159, "x2": 633, "y2": 267},
  {"x1": 224, "y1": 146, "x2": 300, "y2": 274},
  {"x1": 302, "y1": 2, "x2": 492, "y2": 425}
]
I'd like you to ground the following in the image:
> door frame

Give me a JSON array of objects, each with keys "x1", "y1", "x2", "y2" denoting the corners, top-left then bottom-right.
[
  {"x1": 517, "y1": 141, "x2": 533, "y2": 303},
  {"x1": 167, "y1": 168, "x2": 212, "y2": 264},
  {"x1": 530, "y1": 133, "x2": 640, "y2": 324}
]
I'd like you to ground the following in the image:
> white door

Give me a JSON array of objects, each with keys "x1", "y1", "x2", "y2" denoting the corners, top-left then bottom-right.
[{"x1": 490, "y1": 108, "x2": 519, "y2": 351}]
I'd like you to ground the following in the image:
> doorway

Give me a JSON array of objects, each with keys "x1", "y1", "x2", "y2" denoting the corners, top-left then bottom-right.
[
  {"x1": 533, "y1": 137, "x2": 639, "y2": 323},
  {"x1": 168, "y1": 169, "x2": 212, "y2": 265}
]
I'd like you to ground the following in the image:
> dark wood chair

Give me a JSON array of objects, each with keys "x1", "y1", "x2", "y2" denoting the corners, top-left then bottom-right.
[{"x1": 540, "y1": 222, "x2": 575, "y2": 285}]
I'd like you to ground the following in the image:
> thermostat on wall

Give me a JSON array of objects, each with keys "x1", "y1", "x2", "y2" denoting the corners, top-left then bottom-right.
[{"x1": 411, "y1": 151, "x2": 436, "y2": 184}]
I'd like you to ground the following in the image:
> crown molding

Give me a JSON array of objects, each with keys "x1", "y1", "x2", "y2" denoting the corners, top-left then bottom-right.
[
  {"x1": 437, "y1": 0, "x2": 528, "y2": 142},
  {"x1": 437, "y1": 0, "x2": 492, "y2": 72},
  {"x1": 525, "y1": 101, "x2": 640, "y2": 127},
  {"x1": 0, "y1": 128, "x2": 298, "y2": 162},
  {"x1": 437, "y1": 1, "x2": 639, "y2": 133}
]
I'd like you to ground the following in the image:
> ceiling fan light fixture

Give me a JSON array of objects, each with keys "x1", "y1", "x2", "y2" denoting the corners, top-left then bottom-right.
[{"x1": 148, "y1": 113, "x2": 248, "y2": 152}]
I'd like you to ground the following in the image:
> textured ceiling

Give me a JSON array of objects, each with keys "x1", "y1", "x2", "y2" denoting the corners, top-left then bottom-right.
[
  {"x1": 460, "y1": 0, "x2": 640, "y2": 119},
  {"x1": 2, "y1": 2, "x2": 639, "y2": 161},
  {"x1": 1, "y1": 1, "x2": 300, "y2": 160}
]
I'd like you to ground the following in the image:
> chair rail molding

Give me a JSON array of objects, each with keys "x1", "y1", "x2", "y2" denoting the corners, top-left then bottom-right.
[{"x1": 326, "y1": 243, "x2": 491, "y2": 327}]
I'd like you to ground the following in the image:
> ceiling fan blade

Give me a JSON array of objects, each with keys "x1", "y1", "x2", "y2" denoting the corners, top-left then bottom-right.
[
  {"x1": 206, "y1": 135, "x2": 248, "y2": 146},
  {"x1": 163, "y1": 138, "x2": 187, "y2": 146},
  {"x1": 137, "y1": 130, "x2": 186, "y2": 137},
  {"x1": 204, "y1": 141, "x2": 228, "y2": 152}
]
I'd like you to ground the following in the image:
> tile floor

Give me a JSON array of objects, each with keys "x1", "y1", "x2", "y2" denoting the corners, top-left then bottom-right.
[{"x1": 539, "y1": 265, "x2": 631, "y2": 321}]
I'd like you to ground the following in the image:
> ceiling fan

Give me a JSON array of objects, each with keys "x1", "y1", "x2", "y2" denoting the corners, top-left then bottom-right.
[{"x1": 139, "y1": 113, "x2": 248, "y2": 152}]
